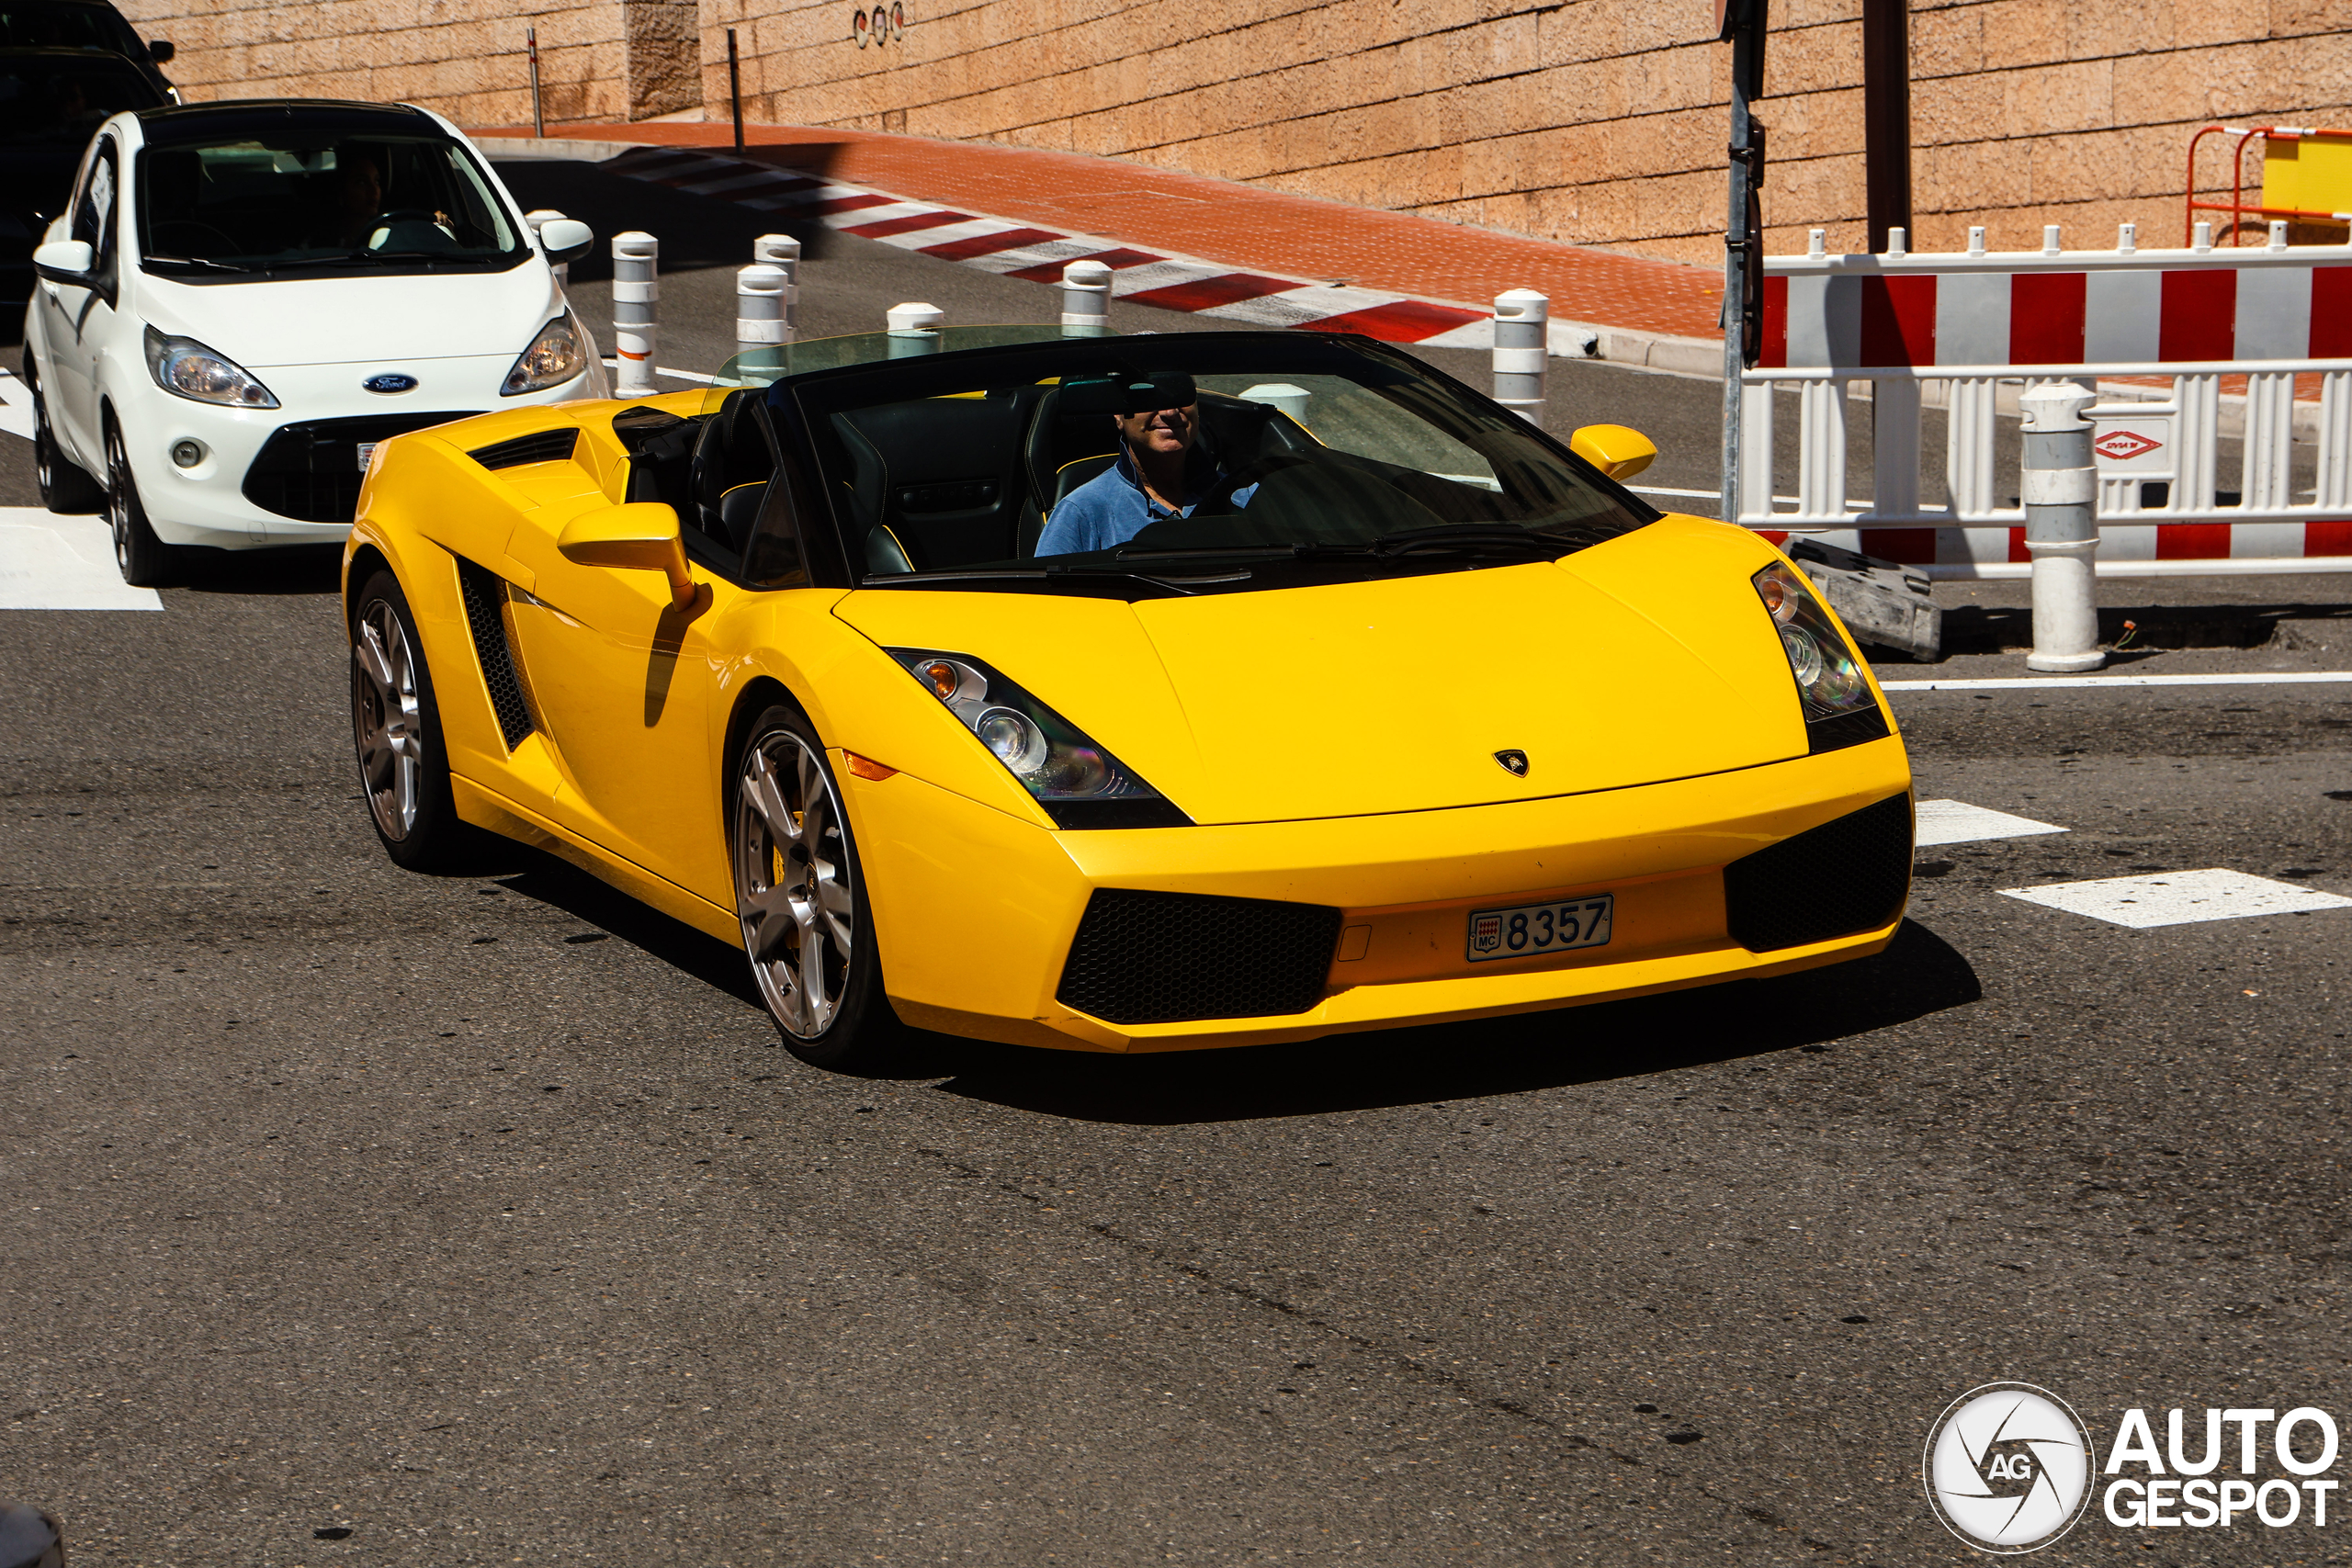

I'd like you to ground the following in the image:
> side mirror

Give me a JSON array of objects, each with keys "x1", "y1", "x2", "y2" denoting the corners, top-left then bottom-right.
[
  {"x1": 537, "y1": 218, "x2": 593, "y2": 265},
  {"x1": 31, "y1": 240, "x2": 94, "y2": 284},
  {"x1": 1568, "y1": 423, "x2": 1657, "y2": 482},
  {"x1": 558, "y1": 502, "x2": 696, "y2": 606},
  {"x1": 148, "y1": 38, "x2": 175, "y2": 62}
]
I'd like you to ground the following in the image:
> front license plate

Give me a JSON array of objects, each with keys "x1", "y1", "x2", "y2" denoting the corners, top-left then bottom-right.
[
  {"x1": 1466, "y1": 895, "x2": 1614, "y2": 962},
  {"x1": 355, "y1": 442, "x2": 377, "y2": 472}
]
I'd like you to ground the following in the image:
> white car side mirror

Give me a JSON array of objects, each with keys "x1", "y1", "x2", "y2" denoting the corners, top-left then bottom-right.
[
  {"x1": 33, "y1": 240, "x2": 95, "y2": 282},
  {"x1": 537, "y1": 219, "x2": 594, "y2": 265}
]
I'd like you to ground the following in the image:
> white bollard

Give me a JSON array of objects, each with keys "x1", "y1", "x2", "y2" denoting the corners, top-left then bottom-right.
[
  {"x1": 753, "y1": 234, "x2": 800, "y2": 336},
  {"x1": 525, "y1": 209, "x2": 570, "y2": 293},
  {"x1": 1492, "y1": 288, "x2": 1547, "y2": 423},
  {"x1": 611, "y1": 231, "x2": 659, "y2": 397},
  {"x1": 887, "y1": 300, "x2": 944, "y2": 357},
  {"x1": 2020, "y1": 383, "x2": 2105, "y2": 673},
  {"x1": 1061, "y1": 259, "x2": 1111, "y2": 335},
  {"x1": 735, "y1": 264, "x2": 789, "y2": 382}
]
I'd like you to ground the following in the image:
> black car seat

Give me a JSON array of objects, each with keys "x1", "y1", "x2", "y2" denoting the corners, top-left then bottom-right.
[{"x1": 688, "y1": 389, "x2": 777, "y2": 556}]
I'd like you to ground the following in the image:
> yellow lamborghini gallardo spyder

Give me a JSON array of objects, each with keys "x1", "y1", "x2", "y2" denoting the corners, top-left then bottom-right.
[{"x1": 343, "y1": 327, "x2": 1912, "y2": 1069}]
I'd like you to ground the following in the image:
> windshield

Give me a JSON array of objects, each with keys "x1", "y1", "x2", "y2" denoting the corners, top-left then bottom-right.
[
  {"x1": 0, "y1": 54, "x2": 157, "y2": 148},
  {"x1": 778, "y1": 333, "x2": 1656, "y2": 595},
  {"x1": 133, "y1": 131, "x2": 526, "y2": 277}
]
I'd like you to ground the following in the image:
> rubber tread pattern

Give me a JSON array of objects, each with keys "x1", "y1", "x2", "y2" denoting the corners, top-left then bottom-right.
[
  {"x1": 1724, "y1": 793, "x2": 1913, "y2": 953},
  {"x1": 469, "y1": 428, "x2": 580, "y2": 470},
  {"x1": 1057, "y1": 889, "x2": 1342, "y2": 1025},
  {"x1": 454, "y1": 558, "x2": 534, "y2": 750}
]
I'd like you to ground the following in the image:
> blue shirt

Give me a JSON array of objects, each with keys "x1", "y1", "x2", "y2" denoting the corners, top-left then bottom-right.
[{"x1": 1034, "y1": 446, "x2": 1255, "y2": 557}]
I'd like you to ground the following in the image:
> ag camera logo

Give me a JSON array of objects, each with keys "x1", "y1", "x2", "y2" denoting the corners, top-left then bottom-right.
[{"x1": 1924, "y1": 1382, "x2": 2096, "y2": 1553}]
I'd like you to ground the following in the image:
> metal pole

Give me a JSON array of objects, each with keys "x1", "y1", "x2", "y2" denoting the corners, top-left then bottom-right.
[
  {"x1": 886, "y1": 301, "x2": 943, "y2": 356},
  {"x1": 2020, "y1": 384, "x2": 2104, "y2": 672},
  {"x1": 1060, "y1": 259, "x2": 1111, "y2": 335},
  {"x1": 728, "y1": 28, "x2": 744, "y2": 152},
  {"x1": 735, "y1": 264, "x2": 787, "y2": 382},
  {"x1": 526, "y1": 26, "x2": 544, "y2": 139},
  {"x1": 611, "y1": 231, "x2": 659, "y2": 396},
  {"x1": 1861, "y1": 0, "x2": 1912, "y2": 255},
  {"x1": 754, "y1": 234, "x2": 800, "y2": 337},
  {"x1": 1719, "y1": 0, "x2": 1766, "y2": 526},
  {"x1": 1491, "y1": 289, "x2": 1548, "y2": 422}
]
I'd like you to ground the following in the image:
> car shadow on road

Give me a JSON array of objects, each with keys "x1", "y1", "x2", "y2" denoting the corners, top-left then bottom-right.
[
  {"x1": 483, "y1": 849, "x2": 768, "y2": 1010},
  {"x1": 926, "y1": 919, "x2": 1982, "y2": 1124},
  {"x1": 174, "y1": 543, "x2": 344, "y2": 595}
]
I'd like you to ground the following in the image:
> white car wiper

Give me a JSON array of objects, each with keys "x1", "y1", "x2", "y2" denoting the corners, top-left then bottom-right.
[{"x1": 144, "y1": 254, "x2": 253, "y2": 274}]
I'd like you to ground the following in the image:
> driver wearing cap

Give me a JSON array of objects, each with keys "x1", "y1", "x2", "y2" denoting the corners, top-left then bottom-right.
[{"x1": 1035, "y1": 400, "x2": 1255, "y2": 556}]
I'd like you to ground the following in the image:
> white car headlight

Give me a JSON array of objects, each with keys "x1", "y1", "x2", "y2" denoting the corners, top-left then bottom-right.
[
  {"x1": 143, "y1": 328, "x2": 278, "y2": 409},
  {"x1": 503, "y1": 313, "x2": 588, "y2": 396}
]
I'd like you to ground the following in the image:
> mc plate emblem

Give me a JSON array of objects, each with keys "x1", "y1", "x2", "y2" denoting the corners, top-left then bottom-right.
[{"x1": 2094, "y1": 430, "x2": 2163, "y2": 462}]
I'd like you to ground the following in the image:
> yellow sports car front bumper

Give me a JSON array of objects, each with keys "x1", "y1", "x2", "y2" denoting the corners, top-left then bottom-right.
[{"x1": 847, "y1": 731, "x2": 1912, "y2": 1052}]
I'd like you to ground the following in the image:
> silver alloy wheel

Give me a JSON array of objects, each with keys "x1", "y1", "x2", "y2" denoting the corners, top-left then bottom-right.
[
  {"x1": 733, "y1": 728, "x2": 854, "y2": 1038},
  {"x1": 104, "y1": 425, "x2": 131, "y2": 572},
  {"x1": 351, "y1": 599, "x2": 424, "y2": 840},
  {"x1": 32, "y1": 382, "x2": 58, "y2": 493}
]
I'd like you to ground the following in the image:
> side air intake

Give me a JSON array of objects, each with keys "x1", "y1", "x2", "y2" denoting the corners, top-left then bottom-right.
[
  {"x1": 1056, "y1": 889, "x2": 1342, "y2": 1025},
  {"x1": 469, "y1": 428, "x2": 580, "y2": 470},
  {"x1": 454, "y1": 558, "x2": 534, "y2": 750},
  {"x1": 1723, "y1": 793, "x2": 1912, "y2": 952}
]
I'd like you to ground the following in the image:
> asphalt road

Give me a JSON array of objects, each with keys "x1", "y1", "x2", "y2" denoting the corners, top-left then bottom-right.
[{"x1": 5, "y1": 166, "x2": 2352, "y2": 1567}]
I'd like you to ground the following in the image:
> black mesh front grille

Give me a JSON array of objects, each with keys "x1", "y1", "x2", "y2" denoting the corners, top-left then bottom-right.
[
  {"x1": 469, "y1": 428, "x2": 580, "y2": 469},
  {"x1": 1724, "y1": 793, "x2": 1912, "y2": 952},
  {"x1": 241, "y1": 412, "x2": 482, "y2": 522},
  {"x1": 1057, "y1": 889, "x2": 1343, "y2": 1025},
  {"x1": 455, "y1": 558, "x2": 533, "y2": 750}
]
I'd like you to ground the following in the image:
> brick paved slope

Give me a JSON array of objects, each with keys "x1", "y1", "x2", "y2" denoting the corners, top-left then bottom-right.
[{"x1": 474, "y1": 121, "x2": 1726, "y2": 349}]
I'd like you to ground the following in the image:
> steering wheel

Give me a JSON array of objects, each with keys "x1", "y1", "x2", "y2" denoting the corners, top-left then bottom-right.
[
  {"x1": 1192, "y1": 452, "x2": 1312, "y2": 514},
  {"x1": 151, "y1": 219, "x2": 238, "y2": 252}
]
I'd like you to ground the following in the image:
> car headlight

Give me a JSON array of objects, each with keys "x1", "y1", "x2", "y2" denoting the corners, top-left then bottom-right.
[
  {"x1": 888, "y1": 649, "x2": 1191, "y2": 829},
  {"x1": 1752, "y1": 561, "x2": 1875, "y2": 721},
  {"x1": 143, "y1": 327, "x2": 277, "y2": 408},
  {"x1": 502, "y1": 313, "x2": 588, "y2": 396}
]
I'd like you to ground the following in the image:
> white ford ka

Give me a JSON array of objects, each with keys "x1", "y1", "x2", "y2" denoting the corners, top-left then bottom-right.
[{"x1": 23, "y1": 98, "x2": 605, "y2": 583}]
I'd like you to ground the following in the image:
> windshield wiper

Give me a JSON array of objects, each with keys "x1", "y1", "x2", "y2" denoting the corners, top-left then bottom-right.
[
  {"x1": 1119, "y1": 526, "x2": 1574, "y2": 566},
  {"x1": 143, "y1": 254, "x2": 252, "y2": 273}
]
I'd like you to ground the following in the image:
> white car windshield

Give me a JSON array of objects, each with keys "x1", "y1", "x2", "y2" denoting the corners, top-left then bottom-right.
[{"x1": 135, "y1": 131, "x2": 526, "y2": 276}]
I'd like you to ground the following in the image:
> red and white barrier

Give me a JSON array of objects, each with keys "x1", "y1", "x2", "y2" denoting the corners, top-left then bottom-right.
[{"x1": 1743, "y1": 222, "x2": 2352, "y2": 577}]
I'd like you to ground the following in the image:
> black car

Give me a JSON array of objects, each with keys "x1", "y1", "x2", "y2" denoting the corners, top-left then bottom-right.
[
  {"x1": 0, "y1": 46, "x2": 165, "y2": 312},
  {"x1": 0, "y1": 0, "x2": 175, "y2": 98}
]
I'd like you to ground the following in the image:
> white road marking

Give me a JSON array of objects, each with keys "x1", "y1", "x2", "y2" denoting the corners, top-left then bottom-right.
[
  {"x1": 0, "y1": 510, "x2": 163, "y2": 610},
  {"x1": 1915, "y1": 799, "x2": 2068, "y2": 848},
  {"x1": 2000, "y1": 868, "x2": 2352, "y2": 930},
  {"x1": 0, "y1": 370, "x2": 36, "y2": 441},
  {"x1": 1883, "y1": 671, "x2": 2352, "y2": 692}
]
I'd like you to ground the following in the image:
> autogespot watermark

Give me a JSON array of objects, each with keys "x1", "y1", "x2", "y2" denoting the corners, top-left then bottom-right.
[{"x1": 1924, "y1": 1383, "x2": 2343, "y2": 1553}]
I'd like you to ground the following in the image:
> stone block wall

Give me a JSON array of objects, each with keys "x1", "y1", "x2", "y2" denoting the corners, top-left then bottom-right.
[
  {"x1": 699, "y1": 0, "x2": 2351, "y2": 262},
  {"x1": 113, "y1": 0, "x2": 695, "y2": 126},
  {"x1": 108, "y1": 0, "x2": 2351, "y2": 264}
]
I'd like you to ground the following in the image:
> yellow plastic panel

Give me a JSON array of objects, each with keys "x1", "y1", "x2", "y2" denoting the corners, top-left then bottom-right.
[{"x1": 2263, "y1": 134, "x2": 2352, "y2": 218}]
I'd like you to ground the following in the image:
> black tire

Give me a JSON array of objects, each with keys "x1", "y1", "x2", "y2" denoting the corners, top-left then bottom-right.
[
  {"x1": 729, "y1": 702, "x2": 903, "y2": 1071},
  {"x1": 349, "y1": 569, "x2": 470, "y2": 872},
  {"x1": 103, "y1": 416, "x2": 177, "y2": 587},
  {"x1": 26, "y1": 355, "x2": 102, "y2": 513}
]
